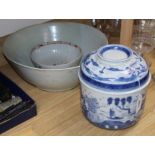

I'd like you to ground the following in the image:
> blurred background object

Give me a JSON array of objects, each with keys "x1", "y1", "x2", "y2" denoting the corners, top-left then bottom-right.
[
  {"x1": 91, "y1": 19, "x2": 121, "y2": 43},
  {"x1": 131, "y1": 19, "x2": 155, "y2": 67}
]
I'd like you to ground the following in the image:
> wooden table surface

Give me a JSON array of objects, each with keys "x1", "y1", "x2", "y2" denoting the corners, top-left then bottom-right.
[{"x1": 0, "y1": 49, "x2": 155, "y2": 136}]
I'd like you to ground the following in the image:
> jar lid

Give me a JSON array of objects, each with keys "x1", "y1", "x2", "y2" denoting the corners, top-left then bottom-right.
[{"x1": 80, "y1": 44, "x2": 149, "y2": 91}]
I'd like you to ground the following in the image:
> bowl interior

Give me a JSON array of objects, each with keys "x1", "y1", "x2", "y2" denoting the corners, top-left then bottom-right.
[
  {"x1": 3, "y1": 22, "x2": 108, "y2": 68},
  {"x1": 31, "y1": 41, "x2": 82, "y2": 68}
]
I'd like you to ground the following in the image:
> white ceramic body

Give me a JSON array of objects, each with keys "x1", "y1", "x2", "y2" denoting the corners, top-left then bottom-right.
[
  {"x1": 31, "y1": 42, "x2": 82, "y2": 69},
  {"x1": 79, "y1": 72, "x2": 151, "y2": 129},
  {"x1": 3, "y1": 22, "x2": 108, "y2": 91},
  {"x1": 11, "y1": 62, "x2": 79, "y2": 91}
]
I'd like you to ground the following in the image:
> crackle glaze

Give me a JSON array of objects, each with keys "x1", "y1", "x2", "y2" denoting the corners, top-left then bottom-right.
[{"x1": 79, "y1": 44, "x2": 151, "y2": 129}]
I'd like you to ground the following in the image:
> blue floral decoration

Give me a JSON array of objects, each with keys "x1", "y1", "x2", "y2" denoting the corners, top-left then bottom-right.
[{"x1": 83, "y1": 95, "x2": 100, "y2": 113}]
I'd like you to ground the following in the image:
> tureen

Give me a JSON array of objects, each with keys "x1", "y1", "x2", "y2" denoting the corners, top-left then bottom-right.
[{"x1": 78, "y1": 44, "x2": 151, "y2": 129}]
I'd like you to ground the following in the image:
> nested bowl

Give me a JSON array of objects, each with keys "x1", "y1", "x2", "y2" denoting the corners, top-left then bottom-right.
[
  {"x1": 30, "y1": 41, "x2": 82, "y2": 69},
  {"x1": 3, "y1": 22, "x2": 108, "y2": 91}
]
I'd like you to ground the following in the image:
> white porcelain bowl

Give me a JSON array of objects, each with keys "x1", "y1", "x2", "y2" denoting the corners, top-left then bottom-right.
[
  {"x1": 3, "y1": 22, "x2": 108, "y2": 91},
  {"x1": 31, "y1": 41, "x2": 82, "y2": 69}
]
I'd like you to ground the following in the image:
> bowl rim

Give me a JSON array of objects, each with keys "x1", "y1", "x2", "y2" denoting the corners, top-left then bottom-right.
[
  {"x1": 3, "y1": 21, "x2": 108, "y2": 71},
  {"x1": 30, "y1": 41, "x2": 82, "y2": 69},
  {"x1": 78, "y1": 71, "x2": 151, "y2": 95}
]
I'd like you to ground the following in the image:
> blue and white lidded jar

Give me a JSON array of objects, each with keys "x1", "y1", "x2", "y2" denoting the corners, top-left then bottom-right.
[{"x1": 78, "y1": 44, "x2": 151, "y2": 129}]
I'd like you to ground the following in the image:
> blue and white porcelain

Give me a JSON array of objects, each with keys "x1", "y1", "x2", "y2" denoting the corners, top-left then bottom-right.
[{"x1": 79, "y1": 44, "x2": 151, "y2": 129}]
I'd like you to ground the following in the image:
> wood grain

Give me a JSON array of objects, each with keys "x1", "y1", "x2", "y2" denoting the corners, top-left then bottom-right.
[
  {"x1": 120, "y1": 19, "x2": 134, "y2": 47},
  {"x1": 0, "y1": 49, "x2": 155, "y2": 136}
]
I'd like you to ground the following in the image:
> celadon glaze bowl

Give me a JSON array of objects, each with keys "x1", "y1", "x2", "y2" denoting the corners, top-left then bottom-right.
[
  {"x1": 79, "y1": 44, "x2": 151, "y2": 129},
  {"x1": 3, "y1": 22, "x2": 108, "y2": 91},
  {"x1": 30, "y1": 41, "x2": 82, "y2": 69}
]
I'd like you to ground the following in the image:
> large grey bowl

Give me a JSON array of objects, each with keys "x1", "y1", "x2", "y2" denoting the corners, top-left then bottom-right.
[{"x1": 3, "y1": 22, "x2": 108, "y2": 91}]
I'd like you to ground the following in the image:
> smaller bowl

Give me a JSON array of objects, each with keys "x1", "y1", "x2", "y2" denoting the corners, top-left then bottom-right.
[{"x1": 30, "y1": 41, "x2": 82, "y2": 69}]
